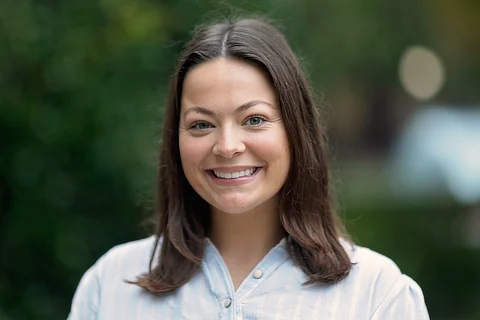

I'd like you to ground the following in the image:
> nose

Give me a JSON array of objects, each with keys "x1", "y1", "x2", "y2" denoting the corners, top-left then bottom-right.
[{"x1": 213, "y1": 127, "x2": 246, "y2": 159}]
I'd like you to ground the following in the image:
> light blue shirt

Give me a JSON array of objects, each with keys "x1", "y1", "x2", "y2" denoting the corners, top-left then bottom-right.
[{"x1": 68, "y1": 236, "x2": 429, "y2": 319}]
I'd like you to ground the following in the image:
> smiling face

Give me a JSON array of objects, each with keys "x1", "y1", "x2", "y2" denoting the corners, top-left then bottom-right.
[{"x1": 179, "y1": 58, "x2": 290, "y2": 215}]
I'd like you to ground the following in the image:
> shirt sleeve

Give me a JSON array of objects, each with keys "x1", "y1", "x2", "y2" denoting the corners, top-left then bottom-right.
[
  {"x1": 67, "y1": 262, "x2": 101, "y2": 320},
  {"x1": 371, "y1": 274, "x2": 430, "y2": 320}
]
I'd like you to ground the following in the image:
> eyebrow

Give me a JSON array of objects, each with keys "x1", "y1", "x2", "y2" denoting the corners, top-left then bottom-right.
[{"x1": 183, "y1": 100, "x2": 274, "y2": 118}]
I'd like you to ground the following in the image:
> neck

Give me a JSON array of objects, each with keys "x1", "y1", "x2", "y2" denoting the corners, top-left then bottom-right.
[{"x1": 209, "y1": 200, "x2": 286, "y2": 267}]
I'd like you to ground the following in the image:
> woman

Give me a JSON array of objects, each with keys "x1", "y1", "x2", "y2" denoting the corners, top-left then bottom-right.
[{"x1": 68, "y1": 17, "x2": 429, "y2": 319}]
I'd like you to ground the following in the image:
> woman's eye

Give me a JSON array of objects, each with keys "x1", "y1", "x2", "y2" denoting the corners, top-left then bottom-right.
[
  {"x1": 245, "y1": 116, "x2": 265, "y2": 126},
  {"x1": 191, "y1": 122, "x2": 212, "y2": 130}
]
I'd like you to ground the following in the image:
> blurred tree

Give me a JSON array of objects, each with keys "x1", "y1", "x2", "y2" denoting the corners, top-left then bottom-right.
[
  {"x1": 426, "y1": 0, "x2": 480, "y2": 103},
  {"x1": 0, "y1": 0, "x2": 171, "y2": 318}
]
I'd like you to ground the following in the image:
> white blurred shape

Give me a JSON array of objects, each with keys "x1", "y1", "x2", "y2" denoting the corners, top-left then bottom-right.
[
  {"x1": 399, "y1": 46, "x2": 446, "y2": 101},
  {"x1": 390, "y1": 106, "x2": 480, "y2": 205}
]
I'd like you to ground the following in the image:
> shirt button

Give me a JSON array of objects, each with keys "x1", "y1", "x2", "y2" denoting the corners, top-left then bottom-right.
[
  {"x1": 224, "y1": 298, "x2": 232, "y2": 308},
  {"x1": 253, "y1": 269, "x2": 263, "y2": 279}
]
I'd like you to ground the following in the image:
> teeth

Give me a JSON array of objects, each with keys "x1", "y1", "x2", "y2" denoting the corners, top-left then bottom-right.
[{"x1": 213, "y1": 168, "x2": 256, "y2": 179}]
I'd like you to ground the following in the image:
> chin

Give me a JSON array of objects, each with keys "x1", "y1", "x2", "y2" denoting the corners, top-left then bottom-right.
[
  {"x1": 209, "y1": 198, "x2": 258, "y2": 215},
  {"x1": 211, "y1": 204, "x2": 253, "y2": 215}
]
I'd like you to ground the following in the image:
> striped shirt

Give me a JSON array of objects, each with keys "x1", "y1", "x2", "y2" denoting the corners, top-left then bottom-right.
[{"x1": 67, "y1": 236, "x2": 429, "y2": 319}]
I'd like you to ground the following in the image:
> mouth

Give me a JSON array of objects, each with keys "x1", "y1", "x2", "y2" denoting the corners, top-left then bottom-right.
[{"x1": 209, "y1": 167, "x2": 260, "y2": 179}]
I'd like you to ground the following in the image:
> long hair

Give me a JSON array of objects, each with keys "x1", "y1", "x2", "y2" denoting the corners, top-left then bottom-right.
[{"x1": 131, "y1": 16, "x2": 352, "y2": 293}]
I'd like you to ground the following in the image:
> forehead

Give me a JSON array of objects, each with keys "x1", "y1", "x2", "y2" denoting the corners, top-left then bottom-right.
[{"x1": 181, "y1": 58, "x2": 277, "y2": 110}]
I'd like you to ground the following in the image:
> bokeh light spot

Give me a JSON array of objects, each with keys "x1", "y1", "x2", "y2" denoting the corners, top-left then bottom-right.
[{"x1": 399, "y1": 46, "x2": 446, "y2": 101}]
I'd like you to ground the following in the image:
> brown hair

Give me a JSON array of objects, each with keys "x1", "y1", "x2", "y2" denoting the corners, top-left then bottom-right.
[{"x1": 131, "y1": 16, "x2": 352, "y2": 293}]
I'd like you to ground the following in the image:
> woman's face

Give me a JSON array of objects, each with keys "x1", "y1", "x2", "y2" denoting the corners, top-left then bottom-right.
[{"x1": 179, "y1": 58, "x2": 290, "y2": 215}]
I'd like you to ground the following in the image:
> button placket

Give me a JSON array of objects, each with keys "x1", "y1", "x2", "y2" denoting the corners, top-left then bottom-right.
[
  {"x1": 235, "y1": 241, "x2": 290, "y2": 301},
  {"x1": 203, "y1": 240, "x2": 237, "y2": 318},
  {"x1": 235, "y1": 301, "x2": 244, "y2": 320},
  {"x1": 253, "y1": 269, "x2": 263, "y2": 279},
  {"x1": 223, "y1": 298, "x2": 232, "y2": 308}
]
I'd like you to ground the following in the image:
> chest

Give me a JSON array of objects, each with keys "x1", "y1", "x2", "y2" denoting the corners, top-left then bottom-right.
[
  {"x1": 96, "y1": 276, "x2": 373, "y2": 320},
  {"x1": 95, "y1": 241, "x2": 375, "y2": 319}
]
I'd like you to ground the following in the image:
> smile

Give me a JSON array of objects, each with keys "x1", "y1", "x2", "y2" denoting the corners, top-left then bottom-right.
[{"x1": 211, "y1": 168, "x2": 258, "y2": 179}]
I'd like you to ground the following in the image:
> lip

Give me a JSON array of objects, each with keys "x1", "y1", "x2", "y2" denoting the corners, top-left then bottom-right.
[
  {"x1": 207, "y1": 166, "x2": 259, "y2": 173},
  {"x1": 206, "y1": 167, "x2": 262, "y2": 186}
]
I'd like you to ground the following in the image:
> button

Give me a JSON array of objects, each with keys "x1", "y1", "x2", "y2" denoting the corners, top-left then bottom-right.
[
  {"x1": 224, "y1": 298, "x2": 232, "y2": 308},
  {"x1": 253, "y1": 269, "x2": 263, "y2": 279}
]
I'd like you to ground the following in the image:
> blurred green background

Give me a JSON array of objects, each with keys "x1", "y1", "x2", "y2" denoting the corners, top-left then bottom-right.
[{"x1": 1, "y1": 0, "x2": 479, "y2": 319}]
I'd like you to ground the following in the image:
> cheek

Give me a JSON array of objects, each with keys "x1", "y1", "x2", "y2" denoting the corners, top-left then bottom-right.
[
  {"x1": 250, "y1": 131, "x2": 290, "y2": 167},
  {"x1": 179, "y1": 135, "x2": 209, "y2": 168}
]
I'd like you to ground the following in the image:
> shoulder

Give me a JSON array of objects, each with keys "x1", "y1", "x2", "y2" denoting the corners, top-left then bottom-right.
[
  {"x1": 94, "y1": 235, "x2": 160, "y2": 279},
  {"x1": 68, "y1": 236, "x2": 160, "y2": 319},
  {"x1": 75, "y1": 235, "x2": 160, "y2": 290},
  {"x1": 346, "y1": 243, "x2": 409, "y2": 290},
  {"x1": 343, "y1": 243, "x2": 428, "y2": 317},
  {"x1": 101, "y1": 235, "x2": 159, "y2": 263},
  {"x1": 350, "y1": 244, "x2": 402, "y2": 277}
]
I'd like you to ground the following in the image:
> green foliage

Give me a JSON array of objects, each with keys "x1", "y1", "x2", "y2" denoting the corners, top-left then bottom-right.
[{"x1": 0, "y1": 1, "x2": 170, "y2": 319}]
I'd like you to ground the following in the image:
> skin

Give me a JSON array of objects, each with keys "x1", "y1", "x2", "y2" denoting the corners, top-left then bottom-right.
[{"x1": 179, "y1": 58, "x2": 291, "y2": 288}]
